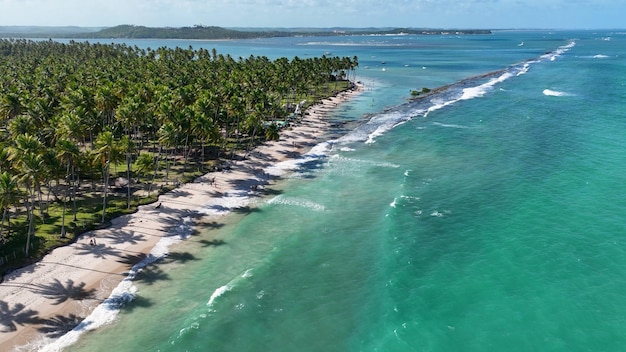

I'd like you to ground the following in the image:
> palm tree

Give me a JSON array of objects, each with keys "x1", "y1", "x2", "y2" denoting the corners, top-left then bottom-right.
[
  {"x1": 7, "y1": 115, "x2": 36, "y2": 140},
  {"x1": 0, "y1": 171, "x2": 21, "y2": 242},
  {"x1": 93, "y1": 130, "x2": 123, "y2": 223},
  {"x1": 56, "y1": 139, "x2": 79, "y2": 237},
  {"x1": 118, "y1": 135, "x2": 135, "y2": 208},
  {"x1": 0, "y1": 87, "x2": 24, "y2": 127},
  {"x1": 192, "y1": 95, "x2": 221, "y2": 166},
  {"x1": 135, "y1": 153, "x2": 156, "y2": 183},
  {"x1": 18, "y1": 152, "x2": 45, "y2": 257},
  {"x1": 157, "y1": 122, "x2": 179, "y2": 184}
]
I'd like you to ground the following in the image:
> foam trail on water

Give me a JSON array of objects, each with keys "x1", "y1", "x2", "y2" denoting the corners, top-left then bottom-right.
[
  {"x1": 268, "y1": 195, "x2": 327, "y2": 211},
  {"x1": 432, "y1": 122, "x2": 472, "y2": 129},
  {"x1": 330, "y1": 155, "x2": 401, "y2": 169}
]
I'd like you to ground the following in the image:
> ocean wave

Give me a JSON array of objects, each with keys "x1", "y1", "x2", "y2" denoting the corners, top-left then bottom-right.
[
  {"x1": 207, "y1": 284, "x2": 231, "y2": 308},
  {"x1": 263, "y1": 141, "x2": 333, "y2": 177},
  {"x1": 543, "y1": 89, "x2": 573, "y2": 97},
  {"x1": 172, "y1": 269, "x2": 254, "y2": 344},
  {"x1": 337, "y1": 107, "x2": 422, "y2": 144},
  {"x1": 540, "y1": 40, "x2": 576, "y2": 61}
]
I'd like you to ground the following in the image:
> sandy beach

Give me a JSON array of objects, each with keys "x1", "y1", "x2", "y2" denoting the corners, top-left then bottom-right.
[{"x1": 0, "y1": 84, "x2": 362, "y2": 351}]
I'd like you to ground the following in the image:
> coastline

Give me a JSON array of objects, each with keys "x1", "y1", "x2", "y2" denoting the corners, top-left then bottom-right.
[{"x1": 0, "y1": 83, "x2": 363, "y2": 351}]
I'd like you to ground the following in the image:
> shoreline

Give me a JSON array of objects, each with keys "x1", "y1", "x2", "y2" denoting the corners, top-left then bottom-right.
[{"x1": 0, "y1": 83, "x2": 363, "y2": 351}]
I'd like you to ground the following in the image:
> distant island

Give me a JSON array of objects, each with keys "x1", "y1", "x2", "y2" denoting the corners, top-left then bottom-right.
[{"x1": 0, "y1": 25, "x2": 492, "y2": 39}]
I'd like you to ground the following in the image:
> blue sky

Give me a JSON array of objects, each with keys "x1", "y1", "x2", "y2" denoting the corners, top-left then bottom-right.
[{"x1": 0, "y1": 0, "x2": 624, "y2": 29}]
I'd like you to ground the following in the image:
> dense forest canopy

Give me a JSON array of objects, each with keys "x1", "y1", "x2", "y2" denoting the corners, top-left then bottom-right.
[{"x1": 0, "y1": 38, "x2": 358, "y2": 269}]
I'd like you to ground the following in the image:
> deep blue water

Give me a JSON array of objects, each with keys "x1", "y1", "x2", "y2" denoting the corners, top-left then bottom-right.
[{"x1": 41, "y1": 30, "x2": 626, "y2": 351}]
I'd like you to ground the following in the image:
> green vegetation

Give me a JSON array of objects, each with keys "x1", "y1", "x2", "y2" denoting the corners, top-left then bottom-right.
[
  {"x1": 410, "y1": 87, "x2": 432, "y2": 97},
  {"x1": 0, "y1": 38, "x2": 358, "y2": 274},
  {"x1": 86, "y1": 25, "x2": 276, "y2": 39},
  {"x1": 0, "y1": 25, "x2": 491, "y2": 40},
  {"x1": 82, "y1": 25, "x2": 491, "y2": 40}
]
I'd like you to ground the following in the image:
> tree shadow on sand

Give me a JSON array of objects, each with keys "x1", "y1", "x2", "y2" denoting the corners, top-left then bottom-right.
[
  {"x1": 201, "y1": 221, "x2": 224, "y2": 230},
  {"x1": 76, "y1": 243, "x2": 121, "y2": 259},
  {"x1": 29, "y1": 279, "x2": 96, "y2": 305},
  {"x1": 105, "y1": 230, "x2": 145, "y2": 245},
  {"x1": 119, "y1": 295, "x2": 153, "y2": 313},
  {"x1": 116, "y1": 253, "x2": 147, "y2": 266},
  {"x1": 0, "y1": 301, "x2": 41, "y2": 332},
  {"x1": 199, "y1": 239, "x2": 226, "y2": 247},
  {"x1": 232, "y1": 206, "x2": 262, "y2": 215},
  {"x1": 135, "y1": 264, "x2": 169, "y2": 285},
  {"x1": 37, "y1": 313, "x2": 87, "y2": 338},
  {"x1": 163, "y1": 251, "x2": 198, "y2": 264}
]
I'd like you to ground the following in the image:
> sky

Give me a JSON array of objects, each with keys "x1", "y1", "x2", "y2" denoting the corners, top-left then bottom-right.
[{"x1": 0, "y1": 0, "x2": 624, "y2": 29}]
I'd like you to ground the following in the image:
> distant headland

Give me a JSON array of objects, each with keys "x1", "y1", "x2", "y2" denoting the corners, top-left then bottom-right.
[{"x1": 0, "y1": 25, "x2": 492, "y2": 39}]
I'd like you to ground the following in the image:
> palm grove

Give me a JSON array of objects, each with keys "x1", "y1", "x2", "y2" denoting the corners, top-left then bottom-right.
[{"x1": 0, "y1": 38, "x2": 357, "y2": 268}]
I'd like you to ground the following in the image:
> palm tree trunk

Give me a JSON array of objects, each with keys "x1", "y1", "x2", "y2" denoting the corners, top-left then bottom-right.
[
  {"x1": 72, "y1": 166, "x2": 78, "y2": 221},
  {"x1": 24, "y1": 188, "x2": 35, "y2": 257},
  {"x1": 126, "y1": 153, "x2": 132, "y2": 209},
  {"x1": 101, "y1": 162, "x2": 109, "y2": 223},
  {"x1": 60, "y1": 162, "x2": 70, "y2": 238},
  {"x1": 0, "y1": 208, "x2": 8, "y2": 241},
  {"x1": 149, "y1": 147, "x2": 162, "y2": 197}
]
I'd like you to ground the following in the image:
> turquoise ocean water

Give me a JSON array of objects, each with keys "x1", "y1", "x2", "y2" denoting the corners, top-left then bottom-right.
[{"x1": 43, "y1": 30, "x2": 626, "y2": 351}]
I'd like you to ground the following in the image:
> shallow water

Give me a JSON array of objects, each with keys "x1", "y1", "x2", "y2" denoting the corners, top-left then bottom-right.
[{"x1": 55, "y1": 30, "x2": 626, "y2": 351}]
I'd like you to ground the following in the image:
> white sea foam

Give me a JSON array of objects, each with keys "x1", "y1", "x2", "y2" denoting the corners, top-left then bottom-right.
[
  {"x1": 517, "y1": 62, "x2": 533, "y2": 76},
  {"x1": 268, "y1": 195, "x2": 326, "y2": 211},
  {"x1": 331, "y1": 155, "x2": 401, "y2": 169},
  {"x1": 365, "y1": 123, "x2": 394, "y2": 144},
  {"x1": 543, "y1": 89, "x2": 572, "y2": 97},
  {"x1": 197, "y1": 189, "x2": 255, "y2": 216},
  {"x1": 541, "y1": 40, "x2": 576, "y2": 62},
  {"x1": 425, "y1": 71, "x2": 513, "y2": 117},
  {"x1": 264, "y1": 141, "x2": 334, "y2": 177}
]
